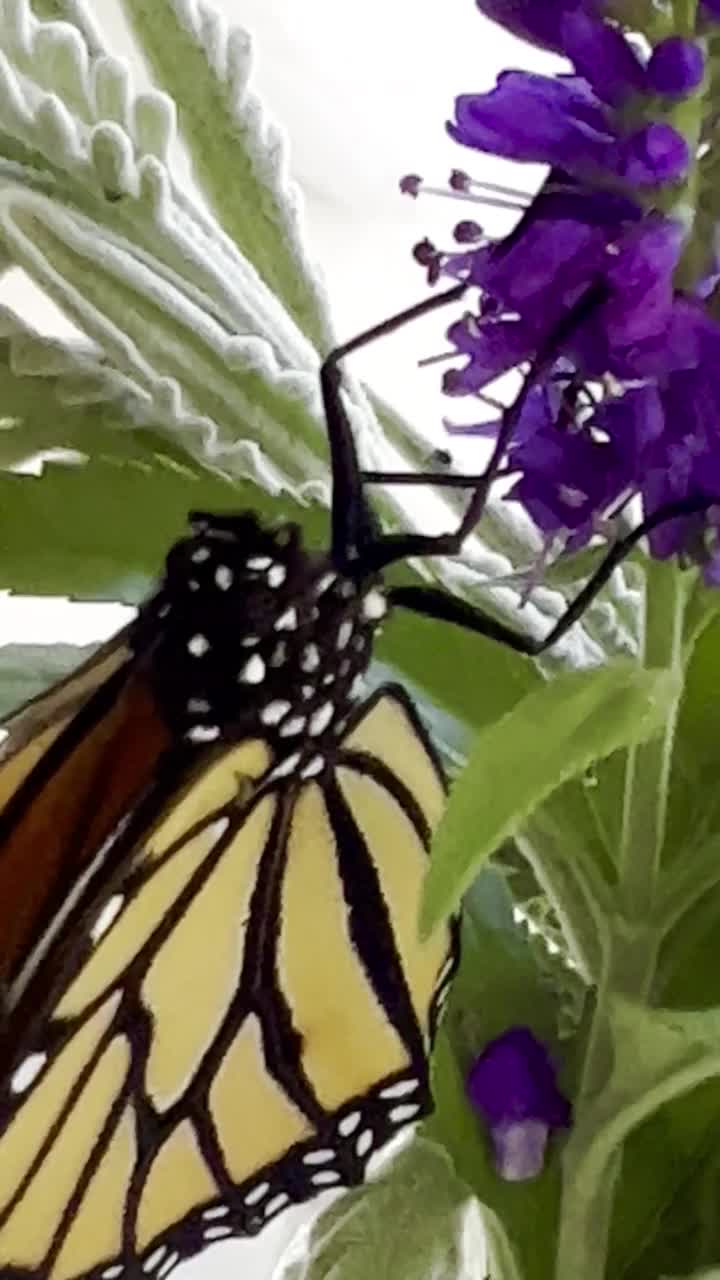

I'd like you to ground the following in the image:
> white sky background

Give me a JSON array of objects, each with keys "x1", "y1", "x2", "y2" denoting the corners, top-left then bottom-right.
[{"x1": 0, "y1": 1, "x2": 556, "y2": 1276}]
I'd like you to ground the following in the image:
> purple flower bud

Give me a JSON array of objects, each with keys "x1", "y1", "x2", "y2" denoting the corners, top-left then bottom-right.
[
  {"x1": 467, "y1": 1027, "x2": 571, "y2": 1181},
  {"x1": 612, "y1": 123, "x2": 689, "y2": 187},
  {"x1": 647, "y1": 38, "x2": 705, "y2": 97}
]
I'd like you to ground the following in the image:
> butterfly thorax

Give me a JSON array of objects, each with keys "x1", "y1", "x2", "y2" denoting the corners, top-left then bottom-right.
[{"x1": 131, "y1": 511, "x2": 388, "y2": 766}]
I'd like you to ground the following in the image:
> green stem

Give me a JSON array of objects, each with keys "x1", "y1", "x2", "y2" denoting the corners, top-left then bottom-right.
[
  {"x1": 554, "y1": 561, "x2": 690, "y2": 1280},
  {"x1": 618, "y1": 561, "x2": 690, "y2": 925}
]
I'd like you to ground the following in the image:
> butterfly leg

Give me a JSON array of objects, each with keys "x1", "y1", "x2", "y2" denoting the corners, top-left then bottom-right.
[
  {"x1": 320, "y1": 283, "x2": 468, "y2": 569},
  {"x1": 388, "y1": 493, "x2": 718, "y2": 655}
]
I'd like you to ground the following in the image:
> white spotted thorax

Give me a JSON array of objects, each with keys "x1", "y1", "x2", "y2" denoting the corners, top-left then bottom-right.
[{"x1": 132, "y1": 512, "x2": 388, "y2": 773}]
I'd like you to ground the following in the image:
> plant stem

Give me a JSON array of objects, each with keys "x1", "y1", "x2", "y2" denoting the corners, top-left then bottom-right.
[{"x1": 554, "y1": 561, "x2": 690, "y2": 1280}]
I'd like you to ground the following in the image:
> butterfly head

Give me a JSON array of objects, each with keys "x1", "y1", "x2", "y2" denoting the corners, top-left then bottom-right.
[{"x1": 132, "y1": 511, "x2": 388, "y2": 751}]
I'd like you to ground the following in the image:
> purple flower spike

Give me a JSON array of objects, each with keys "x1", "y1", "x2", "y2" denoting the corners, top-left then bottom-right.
[
  {"x1": 647, "y1": 38, "x2": 705, "y2": 97},
  {"x1": 467, "y1": 1027, "x2": 571, "y2": 1181}
]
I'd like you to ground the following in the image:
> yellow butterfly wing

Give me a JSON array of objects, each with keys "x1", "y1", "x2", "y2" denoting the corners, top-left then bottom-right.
[{"x1": 0, "y1": 686, "x2": 455, "y2": 1280}]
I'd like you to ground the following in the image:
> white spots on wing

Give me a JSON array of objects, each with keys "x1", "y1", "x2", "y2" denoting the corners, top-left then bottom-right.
[
  {"x1": 261, "y1": 700, "x2": 292, "y2": 726},
  {"x1": 315, "y1": 572, "x2": 336, "y2": 594},
  {"x1": 239, "y1": 655, "x2": 266, "y2": 685},
  {"x1": 279, "y1": 715, "x2": 306, "y2": 737},
  {"x1": 10, "y1": 1052, "x2": 47, "y2": 1095},
  {"x1": 157, "y1": 1253, "x2": 180, "y2": 1280},
  {"x1": 191, "y1": 547, "x2": 210, "y2": 564},
  {"x1": 389, "y1": 1103, "x2": 421, "y2": 1124},
  {"x1": 90, "y1": 893, "x2": 125, "y2": 944},
  {"x1": 339, "y1": 581, "x2": 355, "y2": 598},
  {"x1": 301, "y1": 644, "x2": 320, "y2": 672},
  {"x1": 143, "y1": 1245, "x2": 167, "y2": 1272},
  {"x1": 186, "y1": 725, "x2": 221, "y2": 743},
  {"x1": 275, "y1": 607, "x2": 298, "y2": 632},
  {"x1": 309, "y1": 702, "x2": 334, "y2": 736},
  {"x1": 311, "y1": 1170, "x2": 341, "y2": 1186},
  {"x1": 269, "y1": 752, "x2": 301, "y2": 780},
  {"x1": 267, "y1": 564, "x2": 287, "y2": 588},
  {"x1": 322, "y1": 673, "x2": 335, "y2": 686},
  {"x1": 300, "y1": 755, "x2": 324, "y2": 779},
  {"x1": 338, "y1": 659, "x2": 352, "y2": 677},
  {"x1": 203, "y1": 1205, "x2": 230, "y2": 1220},
  {"x1": 241, "y1": 634, "x2": 259, "y2": 647},
  {"x1": 264, "y1": 1193, "x2": 290, "y2": 1217},
  {"x1": 338, "y1": 1110, "x2": 361, "y2": 1137},
  {"x1": 270, "y1": 642, "x2": 287, "y2": 667},
  {"x1": 303, "y1": 1148, "x2": 336, "y2": 1165},
  {"x1": 102, "y1": 1267, "x2": 125, "y2": 1280},
  {"x1": 187, "y1": 697, "x2": 210, "y2": 714},
  {"x1": 215, "y1": 565, "x2": 233, "y2": 591},
  {"x1": 301, "y1": 685, "x2": 315, "y2": 701},
  {"x1": 188, "y1": 633, "x2": 209, "y2": 657},
  {"x1": 336, "y1": 620, "x2": 353, "y2": 650},
  {"x1": 355, "y1": 1129, "x2": 374, "y2": 1159},
  {"x1": 362, "y1": 589, "x2": 387, "y2": 621},
  {"x1": 204, "y1": 1225, "x2": 232, "y2": 1240},
  {"x1": 188, "y1": 580, "x2": 200, "y2": 593},
  {"x1": 380, "y1": 1078, "x2": 419, "y2": 1100},
  {"x1": 353, "y1": 634, "x2": 366, "y2": 652},
  {"x1": 351, "y1": 676, "x2": 366, "y2": 699},
  {"x1": 247, "y1": 555, "x2": 272, "y2": 570},
  {"x1": 244, "y1": 1181, "x2": 270, "y2": 1206}
]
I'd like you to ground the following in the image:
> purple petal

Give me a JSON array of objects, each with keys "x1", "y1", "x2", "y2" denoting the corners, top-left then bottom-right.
[
  {"x1": 601, "y1": 217, "x2": 684, "y2": 346},
  {"x1": 491, "y1": 1118, "x2": 552, "y2": 1181},
  {"x1": 444, "y1": 318, "x2": 535, "y2": 393},
  {"x1": 610, "y1": 123, "x2": 689, "y2": 187},
  {"x1": 561, "y1": 9, "x2": 647, "y2": 106},
  {"x1": 647, "y1": 37, "x2": 705, "y2": 96},
  {"x1": 449, "y1": 73, "x2": 614, "y2": 172},
  {"x1": 467, "y1": 1026, "x2": 572, "y2": 1128},
  {"x1": 474, "y1": 0, "x2": 603, "y2": 53}
]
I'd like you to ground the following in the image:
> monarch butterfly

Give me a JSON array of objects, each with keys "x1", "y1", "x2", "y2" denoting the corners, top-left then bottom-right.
[{"x1": 0, "y1": 283, "x2": 709, "y2": 1280}]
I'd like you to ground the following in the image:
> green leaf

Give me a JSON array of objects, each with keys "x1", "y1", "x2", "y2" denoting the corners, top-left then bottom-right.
[
  {"x1": 614, "y1": 1083, "x2": 720, "y2": 1280},
  {"x1": 563, "y1": 998, "x2": 720, "y2": 1280},
  {"x1": 0, "y1": 192, "x2": 327, "y2": 487},
  {"x1": 0, "y1": 642, "x2": 97, "y2": 718},
  {"x1": 422, "y1": 661, "x2": 679, "y2": 932},
  {"x1": 656, "y1": 839, "x2": 720, "y2": 1010},
  {"x1": 567, "y1": 1000, "x2": 720, "y2": 1280},
  {"x1": 659, "y1": 1272, "x2": 720, "y2": 1279},
  {"x1": 0, "y1": 454, "x2": 327, "y2": 601},
  {"x1": 118, "y1": 0, "x2": 330, "y2": 352},
  {"x1": 426, "y1": 876, "x2": 562, "y2": 1280},
  {"x1": 278, "y1": 1138, "x2": 474, "y2": 1280},
  {"x1": 376, "y1": 601, "x2": 539, "y2": 737},
  {"x1": 665, "y1": 611, "x2": 720, "y2": 863}
]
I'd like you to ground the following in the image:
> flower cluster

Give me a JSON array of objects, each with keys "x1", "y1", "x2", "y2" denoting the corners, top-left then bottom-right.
[{"x1": 405, "y1": 0, "x2": 720, "y2": 579}]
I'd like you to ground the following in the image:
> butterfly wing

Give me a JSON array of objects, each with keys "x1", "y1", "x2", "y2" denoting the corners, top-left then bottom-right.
[
  {"x1": 0, "y1": 686, "x2": 455, "y2": 1280},
  {"x1": 0, "y1": 631, "x2": 173, "y2": 997}
]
